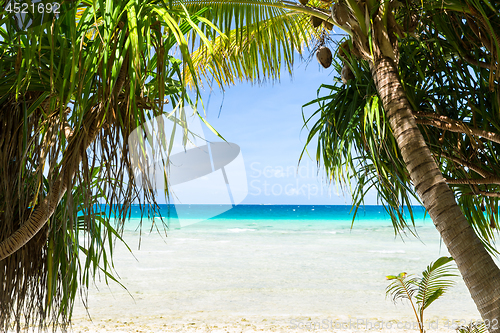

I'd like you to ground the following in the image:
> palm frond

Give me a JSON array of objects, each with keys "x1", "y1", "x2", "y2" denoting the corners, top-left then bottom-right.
[
  {"x1": 415, "y1": 257, "x2": 457, "y2": 315},
  {"x1": 386, "y1": 257, "x2": 457, "y2": 333},
  {"x1": 386, "y1": 272, "x2": 420, "y2": 303},
  {"x1": 187, "y1": 5, "x2": 318, "y2": 87},
  {"x1": 180, "y1": 0, "x2": 333, "y2": 88},
  {"x1": 301, "y1": 45, "x2": 421, "y2": 234}
]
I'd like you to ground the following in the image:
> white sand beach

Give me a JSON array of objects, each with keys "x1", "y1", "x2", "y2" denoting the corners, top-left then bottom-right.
[{"x1": 70, "y1": 219, "x2": 482, "y2": 333}]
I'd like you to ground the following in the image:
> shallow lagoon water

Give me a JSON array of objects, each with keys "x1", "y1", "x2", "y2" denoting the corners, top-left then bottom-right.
[{"x1": 71, "y1": 205, "x2": 482, "y2": 332}]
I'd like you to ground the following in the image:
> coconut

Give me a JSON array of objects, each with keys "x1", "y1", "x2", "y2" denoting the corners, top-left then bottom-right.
[
  {"x1": 316, "y1": 46, "x2": 332, "y2": 69},
  {"x1": 323, "y1": 21, "x2": 333, "y2": 30},
  {"x1": 338, "y1": 40, "x2": 362, "y2": 61},
  {"x1": 341, "y1": 63, "x2": 354, "y2": 84},
  {"x1": 332, "y1": 1, "x2": 349, "y2": 27},
  {"x1": 310, "y1": 15, "x2": 323, "y2": 28},
  {"x1": 299, "y1": 0, "x2": 309, "y2": 5}
]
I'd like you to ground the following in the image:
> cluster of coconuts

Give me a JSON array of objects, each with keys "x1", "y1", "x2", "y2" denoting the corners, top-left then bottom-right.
[
  {"x1": 311, "y1": 16, "x2": 334, "y2": 30},
  {"x1": 299, "y1": 0, "x2": 334, "y2": 69},
  {"x1": 301, "y1": 0, "x2": 355, "y2": 83},
  {"x1": 299, "y1": 0, "x2": 334, "y2": 30},
  {"x1": 317, "y1": 40, "x2": 356, "y2": 85}
]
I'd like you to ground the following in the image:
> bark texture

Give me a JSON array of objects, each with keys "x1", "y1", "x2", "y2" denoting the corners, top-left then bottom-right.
[
  {"x1": 0, "y1": 48, "x2": 129, "y2": 261},
  {"x1": 371, "y1": 56, "x2": 500, "y2": 328},
  {"x1": 0, "y1": 108, "x2": 102, "y2": 261}
]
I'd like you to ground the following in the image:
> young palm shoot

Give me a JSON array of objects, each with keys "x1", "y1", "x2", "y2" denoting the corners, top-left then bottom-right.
[
  {"x1": 386, "y1": 257, "x2": 457, "y2": 333},
  {"x1": 457, "y1": 322, "x2": 488, "y2": 333}
]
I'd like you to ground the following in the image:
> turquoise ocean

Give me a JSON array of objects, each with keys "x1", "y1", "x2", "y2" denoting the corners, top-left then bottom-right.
[
  {"x1": 127, "y1": 204, "x2": 426, "y2": 227},
  {"x1": 71, "y1": 205, "x2": 483, "y2": 332}
]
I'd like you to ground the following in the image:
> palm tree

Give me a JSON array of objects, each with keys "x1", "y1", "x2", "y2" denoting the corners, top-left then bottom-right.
[
  {"x1": 386, "y1": 257, "x2": 457, "y2": 333},
  {"x1": 301, "y1": 0, "x2": 500, "y2": 329}
]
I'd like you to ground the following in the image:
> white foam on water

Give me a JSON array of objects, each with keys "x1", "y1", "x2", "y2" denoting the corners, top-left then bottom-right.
[
  {"x1": 227, "y1": 228, "x2": 256, "y2": 232},
  {"x1": 368, "y1": 250, "x2": 406, "y2": 254}
]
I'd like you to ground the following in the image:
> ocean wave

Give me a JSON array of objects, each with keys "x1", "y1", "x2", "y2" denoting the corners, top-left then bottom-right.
[{"x1": 227, "y1": 228, "x2": 256, "y2": 232}]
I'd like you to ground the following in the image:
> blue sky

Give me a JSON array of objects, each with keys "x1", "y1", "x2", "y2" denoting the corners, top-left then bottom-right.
[{"x1": 194, "y1": 58, "x2": 380, "y2": 205}]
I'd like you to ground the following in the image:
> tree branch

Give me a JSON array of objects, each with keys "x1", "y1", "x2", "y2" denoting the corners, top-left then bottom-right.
[
  {"x1": 414, "y1": 112, "x2": 500, "y2": 145},
  {"x1": 0, "y1": 106, "x2": 104, "y2": 261},
  {"x1": 279, "y1": 1, "x2": 351, "y2": 34},
  {"x1": 439, "y1": 153, "x2": 491, "y2": 178},
  {"x1": 462, "y1": 54, "x2": 496, "y2": 70},
  {"x1": 465, "y1": 190, "x2": 500, "y2": 198},
  {"x1": 446, "y1": 177, "x2": 500, "y2": 185}
]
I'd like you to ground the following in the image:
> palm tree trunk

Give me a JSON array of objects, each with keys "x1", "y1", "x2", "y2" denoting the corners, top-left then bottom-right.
[
  {"x1": 0, "y1": 108, "x2": 103, "y2": 261},
  {"x1": 0, "y1": 49, "x2": 130, "y2": 261},
  {"x1": 371, "y1": 56, "x2": 500, "y2": 330}
]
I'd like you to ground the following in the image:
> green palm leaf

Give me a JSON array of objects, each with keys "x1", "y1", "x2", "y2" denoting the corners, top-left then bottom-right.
[
  {"x1": 180, "y1": 0, "x2": 330, "y2": 88},
  {"x1": 416, "y1": 257, "x2": 457, "y2": 313},
  {"x1": 386, "y1": 257, "x2": 457, "y2": 333},
  {"x1": 386, "y1": 272, "x2": 420, "y2": 303}
]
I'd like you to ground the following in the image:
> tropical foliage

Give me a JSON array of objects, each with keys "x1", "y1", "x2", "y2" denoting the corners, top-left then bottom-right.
[
  {"x1": 0, "y1": 0, "x2": 221, "y2": 330},
  {"x1": 386, "y1": 257, "x2": 457, "y2": 333},
  {"x1": 181, "y1": 0, "x2": 319, "y2": 87},
  {"x1": 302, "y1": 55, "x2": 418, "y2": 234},
  {"x1": 303, "y1": 1, "x2": 500, "y2": 241},
  {"x1": 457, "y1": 322, "x2": 489, "y2": 333},
  {"x1": 301, "y1": 0, "x2": 500, "y2": 329},
  {"x1": 303, "y1": 33, "x2": 500, "y2": 247}
]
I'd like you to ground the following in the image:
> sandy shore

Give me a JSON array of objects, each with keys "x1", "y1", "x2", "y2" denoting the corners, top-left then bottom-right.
[
  {"x1": 70, "y1": 314, "x2": 466, "y2": 333},
  {"x1": 65, "y1": 225, "x2": 481, "y2": 333}
]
